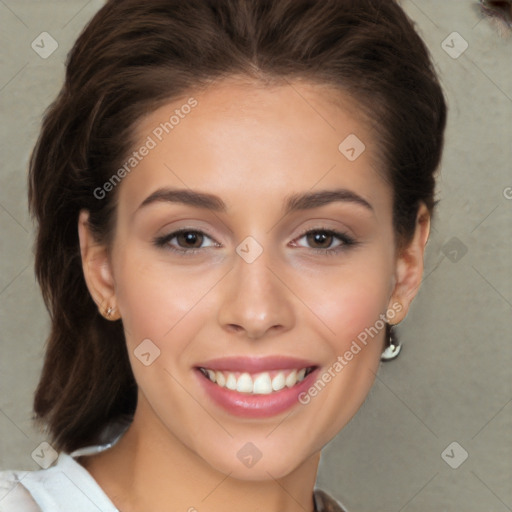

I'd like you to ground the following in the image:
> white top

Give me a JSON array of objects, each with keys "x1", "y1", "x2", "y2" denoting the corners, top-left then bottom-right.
[
  {"x1": 0, "y1": 423, "x2": 127, "y2": 512},
  {"x1": 0, "y1": 452, "x2": 119, "y2": 512}
]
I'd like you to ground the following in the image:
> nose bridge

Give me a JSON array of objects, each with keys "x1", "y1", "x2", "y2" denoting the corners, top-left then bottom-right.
[{"x1": 217, "y1": 239, "x2": 295, "y2": 339}]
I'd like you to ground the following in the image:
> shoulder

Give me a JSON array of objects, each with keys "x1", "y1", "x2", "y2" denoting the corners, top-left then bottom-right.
[
  {"x1": 0, "y1": 452, "x2": 118, "y2": 512},
  {"x1": 314, "y1": 488, "x2": 350, "y2": 512},
  {"x1": 0, "y1": 470, "x2": 41, "y2": 512},
  {"x1": 0, "y1": 419, "x2": 128, "y2": 512}
]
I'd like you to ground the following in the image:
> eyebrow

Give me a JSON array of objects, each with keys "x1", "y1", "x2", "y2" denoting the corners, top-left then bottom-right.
[{"x1": 136, "y1": 187, "x2": 374, "y2": 215}]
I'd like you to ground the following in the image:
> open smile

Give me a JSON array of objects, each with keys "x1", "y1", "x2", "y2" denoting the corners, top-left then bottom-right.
[
  {"x1": 194, "y1": 356, "x2": 320, "y2": 418},
  {"x1": 198, "y1": 366, "x2": 316, "y2": 394}
]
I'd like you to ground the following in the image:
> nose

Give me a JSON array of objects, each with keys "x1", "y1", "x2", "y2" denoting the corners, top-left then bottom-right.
[{"x1": 216, "y1": 246, "x2": 295, "y2": 340}]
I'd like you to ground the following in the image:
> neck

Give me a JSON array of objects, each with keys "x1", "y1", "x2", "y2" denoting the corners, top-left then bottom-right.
[{"x1": 80, "y1": 401, "x2": 320, "y2": 512}]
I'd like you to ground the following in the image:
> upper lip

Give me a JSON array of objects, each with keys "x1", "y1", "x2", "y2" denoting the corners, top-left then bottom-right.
[{"x1": 196, "y1": 356, "x2": 317, "y2": 373}]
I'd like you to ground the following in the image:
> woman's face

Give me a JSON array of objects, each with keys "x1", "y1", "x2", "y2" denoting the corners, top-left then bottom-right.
[{"x1": 89, "y1": 79, "x2": 413, "y2": 480}]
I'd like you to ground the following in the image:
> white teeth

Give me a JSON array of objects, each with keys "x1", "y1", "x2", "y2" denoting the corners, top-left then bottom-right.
[
  {"x1": 285, "y1": 369, "x2": 297, "y2": 388},
  {"x1": 202, "y1": 367, "x2": 311, "y2": 394},
  {"x1": 226, "y1": 373, "x2": 237, "y2": 390},
  {"x1": 253, "y1": 373, "x2": 272, "y2": 394},
  {"x1": 271, "y1": 372, "x2": 286, "y2": 391},
  {"x1": 215, "y1": 371, "x2": 225, "y2": 387},
  {"x1": 237, "y1": 373, "x2": 253, "y2": 393}
]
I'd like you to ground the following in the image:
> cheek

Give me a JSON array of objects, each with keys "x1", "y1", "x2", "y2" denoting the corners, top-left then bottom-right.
[
  {"x1": 290, "y1": 253, "x2": 391, "y2": 432},
  {"x1": 112, "y1": 252, "x2": 213, "y2": 422},
  {"x1": 296, "y1": 253, "x2": 392, "y2": 350},
  {"x1": 295, "y1": 283, "x2": 388, "y2": 448},
  {"x1": 112, "y1": 248, "x2": 213, "y2": 353},
  {"x1": 328, "y1": 279, "x2": 389, "y2": 349}
]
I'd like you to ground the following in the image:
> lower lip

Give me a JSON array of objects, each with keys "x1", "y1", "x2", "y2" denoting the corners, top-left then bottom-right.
[{"x1": 195, "y1": 368, "x2": 320, "y2": 418}]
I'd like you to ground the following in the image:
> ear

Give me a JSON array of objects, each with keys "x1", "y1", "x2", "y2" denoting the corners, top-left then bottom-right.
[
  {"x1": 78, "y1": 210, "x2": 120, "y2": 320},
  {"x1": 387, "y1": 202, "x2": 431, "y2": 324}
]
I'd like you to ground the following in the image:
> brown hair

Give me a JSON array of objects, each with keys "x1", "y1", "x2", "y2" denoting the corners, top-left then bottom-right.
[{"x1": 28, "y1": 0, "x2": 447, "y2": 452}]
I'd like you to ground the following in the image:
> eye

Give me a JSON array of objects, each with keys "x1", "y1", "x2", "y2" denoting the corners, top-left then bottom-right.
[
  {"x1": 153, "y1": 229, "x2": 219, "y2": 254},
  {"x1": 153, "y1": 227, "x2": 357, "y2": 257},
  {"x1": 293, "y1": 228, "x2": 357, "y2": 255}
]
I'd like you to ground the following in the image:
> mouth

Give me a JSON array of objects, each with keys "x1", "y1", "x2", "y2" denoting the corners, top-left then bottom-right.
[
  {"x1": 194, "y1": 356, "x2": 320, "y2": 418},
  {"x1": 197, "y1": 366, "x2": 316, "y2": 394}
]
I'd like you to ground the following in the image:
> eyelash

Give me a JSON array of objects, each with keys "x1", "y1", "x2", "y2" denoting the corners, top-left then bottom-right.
[{"x1": 153, "y1": 227, "x2": 357, "y2": 257}]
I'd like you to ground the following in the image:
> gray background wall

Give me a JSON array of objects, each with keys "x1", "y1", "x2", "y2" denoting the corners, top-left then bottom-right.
[{"x1": 0, "y1": 1, "x2": 511, "y2": 511}]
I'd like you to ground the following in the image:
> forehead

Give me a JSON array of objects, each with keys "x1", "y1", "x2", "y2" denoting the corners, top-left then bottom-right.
[{"x1": 117, "y1": 78, "x2": 391, "y2": 217}]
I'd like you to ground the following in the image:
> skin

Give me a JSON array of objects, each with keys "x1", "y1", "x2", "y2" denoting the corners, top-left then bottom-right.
[{"x1": 78, "y1": 78, "x2": 430, "y2": 512}]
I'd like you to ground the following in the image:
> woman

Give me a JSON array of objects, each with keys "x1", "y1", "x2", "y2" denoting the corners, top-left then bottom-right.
[{"x1": 0, "y1": 1, "x2": 446, "y2": 510}]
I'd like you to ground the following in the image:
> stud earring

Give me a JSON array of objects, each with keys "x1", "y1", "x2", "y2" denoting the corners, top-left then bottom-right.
[
  {"x1": 381, "y1": 324, "x2": 402, "y2": 361},
  {"x1": 102, "y1": 305, "x2": 118, "y2": 320}
]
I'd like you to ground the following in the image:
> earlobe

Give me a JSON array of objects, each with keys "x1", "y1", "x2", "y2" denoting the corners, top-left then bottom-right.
[
  {"x1": 387, "y1": 203, "x2": 431, "y2": 324},
  {"x1": 78, "y1": 210, "x2": 120, "y2": 320}
]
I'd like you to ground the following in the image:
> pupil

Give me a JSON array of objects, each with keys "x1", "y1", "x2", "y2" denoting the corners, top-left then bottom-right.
[
  {"x1": 309, "y1": 232, "x2": 331, "y2": 248},
  {"x1": 180, "y1": 232, "x2": 201, "y2": 248}
]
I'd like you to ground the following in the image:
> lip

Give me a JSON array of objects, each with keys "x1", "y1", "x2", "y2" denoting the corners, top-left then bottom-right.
[
  {"x1": 194, "y1": 360, "x2": 320, "y2": 419},
  {"x1": 196, "y1": 356, "x2": 317, "y2": 373}
]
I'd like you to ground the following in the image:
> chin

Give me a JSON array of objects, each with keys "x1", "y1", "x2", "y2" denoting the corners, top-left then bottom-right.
[{"x1": 199, "y1": 439, "x2": 317, "y2": 482}]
